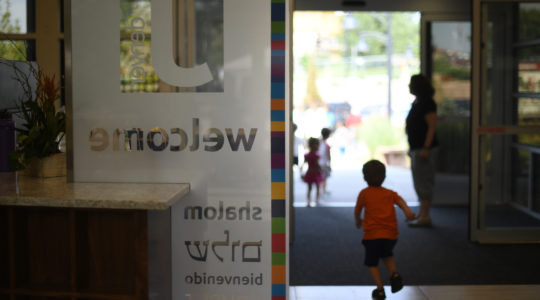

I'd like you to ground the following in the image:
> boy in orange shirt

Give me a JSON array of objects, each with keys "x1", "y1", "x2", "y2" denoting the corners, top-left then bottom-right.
[{"x1": 355, "y1": 160, "x2": 415, "y2": 299}]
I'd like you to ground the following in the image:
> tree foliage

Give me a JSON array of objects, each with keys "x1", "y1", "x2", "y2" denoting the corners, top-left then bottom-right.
[
  {"x1": 0, "y1": 0, "x2": 20, "y2": 32},
  {"x1": 303, "y1": 55, "x2": 323, "y2": 106},
  {"x1": 339, "y1": 12, "x2": 419, "y2": 57},
  {"x1": 1, "y1": 0, "x2": 26, "y2": 60}
]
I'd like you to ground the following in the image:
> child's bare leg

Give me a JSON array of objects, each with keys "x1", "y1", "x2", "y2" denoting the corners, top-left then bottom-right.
[
  {"x1": 368, "y1": 266, "x2": 383, "y2": 289},
  {"x1": 382, "y1": 256, "x2": 397, "y2": 275},
  {"x1": 315, "y1": 184, "x2": 320, "y2": 205},
  {"x1": 306, "y1": 183, "x2": 312, "y2": 207},
  {"x1": 383, "y1": 255, "x2": 403, "y2": 293}
]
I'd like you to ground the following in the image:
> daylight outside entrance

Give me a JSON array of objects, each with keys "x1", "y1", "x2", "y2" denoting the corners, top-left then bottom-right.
[{"x1": 292, "y1": 11, "x2": 422, "y2": 208}]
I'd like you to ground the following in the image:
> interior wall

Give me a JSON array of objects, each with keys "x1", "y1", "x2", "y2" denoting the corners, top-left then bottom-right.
[{"x1": 294, "y1": 0, "x2": 471, "y2": 14}]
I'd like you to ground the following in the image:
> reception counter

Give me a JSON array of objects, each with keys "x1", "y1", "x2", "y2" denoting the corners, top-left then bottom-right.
[{"x1": 0, "y1": 172, "x2": 189, "y2": 300}]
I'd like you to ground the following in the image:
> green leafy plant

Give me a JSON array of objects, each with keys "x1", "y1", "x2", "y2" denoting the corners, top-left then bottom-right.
[
  {"x1": 5, "y1": 61, "x2": 65, "y2": 171},
  {"x1": 358, "y1": 116, "x2": 406, "y2": 158}
]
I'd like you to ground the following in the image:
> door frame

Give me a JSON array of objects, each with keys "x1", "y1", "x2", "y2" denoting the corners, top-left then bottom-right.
[{"x1": 471, "y1": 0, "x2": 540, "y2": 243}]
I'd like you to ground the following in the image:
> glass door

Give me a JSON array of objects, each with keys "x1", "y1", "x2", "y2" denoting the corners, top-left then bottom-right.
[
  {"x1": 422, "y1": 15, "x2": 471, "y2": 207},
  {"x1": 472, "y1": 0, "x2": 540, "y2": 242}
]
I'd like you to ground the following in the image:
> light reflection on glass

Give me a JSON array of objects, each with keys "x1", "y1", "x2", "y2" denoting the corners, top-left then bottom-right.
[
  {"x1": 518, "y1": 45, "x2": 540, "y2": 93},
  {"x1": 517, "y1": 133, "x2": 540, "y2": 147},
  {"x1": 431, "y1": 22, "x2": 471, "y2": 117},
  {"x1": 119, "y1": 0, "x2": 224, "y2": 93},
  {"x1": 511, "y1": 148, "x2": 529, "y2": 207},
  {"x1": 517, "y1": 98, "x2": 540, "y2": 126},
  {"x1": 519, "y1": 3, "x2": 540, "y2": 42}
]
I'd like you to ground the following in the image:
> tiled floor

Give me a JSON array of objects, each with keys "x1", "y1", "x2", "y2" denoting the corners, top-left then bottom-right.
[{"x1": 289, "y1": 285, "x2": 540, "y2": 300}]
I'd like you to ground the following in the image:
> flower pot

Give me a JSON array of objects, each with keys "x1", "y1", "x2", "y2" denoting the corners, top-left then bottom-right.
[{"x1": 23, "y1": 152, "x2": 66, "y2": 178}]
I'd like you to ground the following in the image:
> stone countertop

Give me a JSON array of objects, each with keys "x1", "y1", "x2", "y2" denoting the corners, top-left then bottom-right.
[{"x1": 0, "y1": 172, "x2": 189, "y2": 210}]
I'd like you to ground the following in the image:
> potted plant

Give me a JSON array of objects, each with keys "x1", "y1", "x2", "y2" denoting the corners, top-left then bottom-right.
[{"x1": 5, "y1": 60, "x2": 66, "y2": 177}]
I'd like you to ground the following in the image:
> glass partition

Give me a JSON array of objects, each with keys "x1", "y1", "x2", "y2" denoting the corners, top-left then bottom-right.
[
  {"x1": 425, "y1": 19, "x2": 471, "y2": 206},
  {"x1": 431, "y1": 21, "x2": 471, "y2": 174},
  {"x1": 119, "y1": 0, "x2": 223, "y2": 93},
  {"x1": 479, "y1": 134, "x2": 540, "y2": 229}
]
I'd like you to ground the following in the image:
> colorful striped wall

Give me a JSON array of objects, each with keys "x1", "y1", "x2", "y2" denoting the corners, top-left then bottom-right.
[{"x1": 271, "y1": 0, "x2": 286, "y2": 299}]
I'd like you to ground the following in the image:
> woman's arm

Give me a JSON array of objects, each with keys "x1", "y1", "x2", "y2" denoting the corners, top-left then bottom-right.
[
  {"x1": 420, "y1": 112, "x2": 437, "y2": 158},
  {"x1": 396, "y1": 197, "x2": 415, "y2": 220}
]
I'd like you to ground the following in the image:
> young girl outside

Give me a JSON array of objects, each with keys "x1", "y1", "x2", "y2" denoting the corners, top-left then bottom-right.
[{"x1": 302, "y1": 137, "x2": 324, "y2": 207}]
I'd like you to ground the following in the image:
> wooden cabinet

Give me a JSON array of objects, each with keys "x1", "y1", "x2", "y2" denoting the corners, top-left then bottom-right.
[
  {"x1": 0, "y1": 173, "x2": 186, "y2": 300},
  {"x1": 0, "y1": 206, "x2": 148, "y2": 300}
]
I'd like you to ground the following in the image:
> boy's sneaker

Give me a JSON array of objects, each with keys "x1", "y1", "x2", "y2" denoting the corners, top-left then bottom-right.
[
  {"x1": 390, "y1": 272, "x2": 403, "y2": 293},
  {"x1": 371, "y1": 288, "x2": 386, "y2": 300}
]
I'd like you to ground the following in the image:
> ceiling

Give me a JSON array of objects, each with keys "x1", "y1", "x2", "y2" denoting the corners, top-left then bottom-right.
[{"x1": 294, "y1": 0, "x2": 471, "y2": 14}]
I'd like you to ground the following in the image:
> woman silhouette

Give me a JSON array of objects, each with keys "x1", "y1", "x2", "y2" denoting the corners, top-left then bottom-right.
[{"x1": 406, "y1": 74, "x2": 438, "y2": 227}]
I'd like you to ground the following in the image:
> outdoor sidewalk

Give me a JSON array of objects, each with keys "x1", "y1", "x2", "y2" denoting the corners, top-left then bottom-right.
[{"x1": 292, "y1": 164, "x2": 468, "y2": 207}]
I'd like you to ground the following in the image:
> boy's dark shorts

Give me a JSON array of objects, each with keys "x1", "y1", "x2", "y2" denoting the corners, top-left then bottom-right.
[{"x1": 362, "y1": 239, "x2": 397, "y2": 267}]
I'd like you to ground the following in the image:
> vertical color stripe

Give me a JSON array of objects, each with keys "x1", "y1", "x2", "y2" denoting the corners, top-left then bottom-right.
[
  {"x1": 271, "y1": 1, "x2": 286, "y2": 298},
  {"x1": 272, "y1": 265, "x2": 287, "y2": 283}
]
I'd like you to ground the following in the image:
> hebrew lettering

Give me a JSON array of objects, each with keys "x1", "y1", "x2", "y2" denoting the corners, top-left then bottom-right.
[
  {"x1": 231, "y1": 240, "x2": 240, "y2": 262},
  {"x1": 185, "y1": 240, "x2": 209, "y2": 262},
  {"x1": 242, "y1": 241, "x2": 262, "y2": 263},
  {"x1": 211, "y1": 230, "x2": 230, "y2": 262}
]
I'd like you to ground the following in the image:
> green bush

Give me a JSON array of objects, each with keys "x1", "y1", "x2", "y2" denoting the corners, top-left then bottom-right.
[{"x1": 357, "y1": 116, "x2": 406, "y2": 157}]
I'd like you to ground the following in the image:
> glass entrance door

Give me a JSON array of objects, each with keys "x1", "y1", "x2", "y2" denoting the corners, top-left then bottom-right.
[
  {"x1": 422, "y1": 16, "x2": 471, "y2": 208},
  {"x1": 471, "y1": 0, "x2": 540, "y2": 242}
]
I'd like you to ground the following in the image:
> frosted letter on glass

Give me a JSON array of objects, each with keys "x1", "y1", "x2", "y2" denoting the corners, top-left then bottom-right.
[{"x1": 151, "y1": 0, "x2": 213, "y2": 87}]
